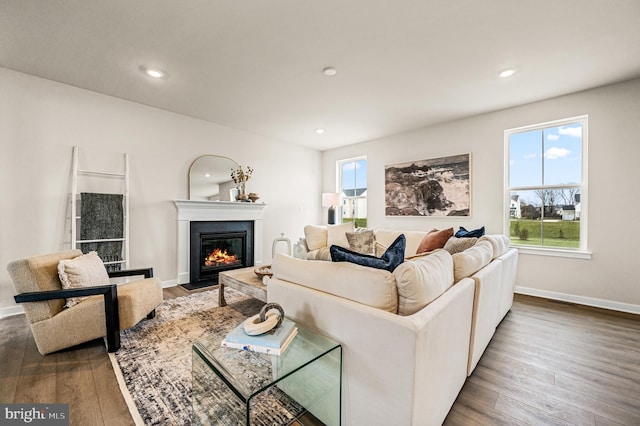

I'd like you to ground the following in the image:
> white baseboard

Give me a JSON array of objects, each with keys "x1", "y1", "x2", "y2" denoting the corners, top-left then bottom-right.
[
  {"x1": 161, "y1": 279, "x2": 177, "y2": 289},
  {"x1": 1, "y1": 279, "x2": 179, "y2": 319},
  {"x1": 515, "y1": 286, "x2": 640, "y2": 315}
]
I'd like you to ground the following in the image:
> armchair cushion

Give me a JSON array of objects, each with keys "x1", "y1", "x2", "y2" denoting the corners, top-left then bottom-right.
[{"x1": 57, "y1": 251, "x2": 110, "y2": 307}]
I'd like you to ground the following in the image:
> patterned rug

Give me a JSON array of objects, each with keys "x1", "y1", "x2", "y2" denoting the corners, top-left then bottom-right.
[{"x1": 109, "y1": 288, "x2": 301, "y2": 425}]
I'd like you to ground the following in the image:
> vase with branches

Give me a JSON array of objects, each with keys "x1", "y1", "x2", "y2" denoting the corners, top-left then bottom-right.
[{"x1": 230, "y1": 165, "x2": 253, "y2": 200}]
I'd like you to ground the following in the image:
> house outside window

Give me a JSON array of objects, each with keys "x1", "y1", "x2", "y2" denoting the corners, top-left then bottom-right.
[
  {"x1": 338, "y1": 157, "x2": 367, "y2": 227},
  {"x1": 505, "y1": 116, "x2": 588, "y2": 254}
]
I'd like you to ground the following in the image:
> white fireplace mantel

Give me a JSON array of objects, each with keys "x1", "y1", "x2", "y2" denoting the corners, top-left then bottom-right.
[{"x1": 174, "y1": 200, "x2": 266, "y2": 284}]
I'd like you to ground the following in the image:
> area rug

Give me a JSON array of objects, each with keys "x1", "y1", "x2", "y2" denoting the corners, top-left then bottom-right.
[{"x1": 108, "y1": 288, "x2": 301, "y2": 425}]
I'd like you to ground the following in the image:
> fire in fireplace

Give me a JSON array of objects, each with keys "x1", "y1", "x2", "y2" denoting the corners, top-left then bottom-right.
[
  {"x1": 188, "y1": 221, "x2": 254, "y2": 288},
  {"x1": 204, "y1": 248, "x2": 238, "y2": 267},
  {"x1": 201, "y1": 232, "x2": 244, "y2": 272}
]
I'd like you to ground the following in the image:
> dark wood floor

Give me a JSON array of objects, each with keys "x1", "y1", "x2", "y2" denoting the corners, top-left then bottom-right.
[
  {"x1": 445, "y1": 295, "x2": 640, "y2": 426},
  {"x1": 2, "y1": 291, "x2": 639, "y2": 425}
]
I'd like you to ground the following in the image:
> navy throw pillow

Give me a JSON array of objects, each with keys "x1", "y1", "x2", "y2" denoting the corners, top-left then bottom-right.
[
  {"x1": 330, "y1": 234, "x2": 406, "y2": 272},
  {"x1": 455, "y1": 226, "x2": 485, "y2": 238}
]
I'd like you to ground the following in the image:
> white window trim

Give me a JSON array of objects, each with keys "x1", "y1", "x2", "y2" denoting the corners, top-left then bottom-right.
[
  {"x1": 337, "y1": 156, "x2": 367, "y2": 223},
  {"x1": 504, "y1": 115, "x2": 590, "y2": 258}
]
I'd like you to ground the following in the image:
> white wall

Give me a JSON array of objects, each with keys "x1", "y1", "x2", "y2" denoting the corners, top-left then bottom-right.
[
  {"x1": 322, "y1": 78, "x2": 640, "y2": 312},
  {"x1": 0, "y1": 68, "x2": 321, "y2": 311}
]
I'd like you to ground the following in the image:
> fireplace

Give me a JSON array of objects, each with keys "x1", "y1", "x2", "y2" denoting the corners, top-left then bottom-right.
[
  {"x1": 174, "y1": 200, "x2": 266, "y2": 287},
  {"x1": 189, "y1": 220, "x2": 254, "y2": 287}
]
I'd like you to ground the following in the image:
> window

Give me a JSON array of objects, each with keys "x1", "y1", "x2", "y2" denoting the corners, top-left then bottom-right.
[
  {"x1": 338, "y1": 157, "x2": 367, "y2": 227},
  {"x1": 505, "y1": 116, "x2": 588, "y2": 253}
]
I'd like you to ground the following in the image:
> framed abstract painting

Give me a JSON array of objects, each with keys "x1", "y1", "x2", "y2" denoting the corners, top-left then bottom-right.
[{"x1": 385, "y1": 153, "x2": 471, "y2": 217}]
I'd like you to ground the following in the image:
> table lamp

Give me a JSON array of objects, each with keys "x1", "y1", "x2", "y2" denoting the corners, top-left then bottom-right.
[{"x1": 322, "y1": 193, "x2": 341, "y2": 225}]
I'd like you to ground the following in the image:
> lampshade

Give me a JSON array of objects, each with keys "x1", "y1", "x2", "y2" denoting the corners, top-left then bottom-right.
[{"x1": 322, "y1": 193, "x2": 340, "y2": 207}]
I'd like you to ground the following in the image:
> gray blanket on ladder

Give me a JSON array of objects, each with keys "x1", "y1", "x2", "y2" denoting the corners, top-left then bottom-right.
[{"x1": 80, "y1": 192, "x2": 124, "y2": 271}]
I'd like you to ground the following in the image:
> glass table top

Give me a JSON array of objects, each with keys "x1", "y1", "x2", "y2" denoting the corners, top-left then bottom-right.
[{"x1": 193, "y1": 320, "x2": 341, "y2": 402}]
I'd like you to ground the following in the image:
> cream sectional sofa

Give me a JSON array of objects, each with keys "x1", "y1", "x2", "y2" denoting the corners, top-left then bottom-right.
[{"x1": 268, "y1": 229, "x2": 517, "y2": 425}]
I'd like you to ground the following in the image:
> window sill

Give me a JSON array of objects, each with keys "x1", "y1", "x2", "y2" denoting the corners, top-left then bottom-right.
[{"x1": 511, "y1": 246, "x2": 592, "y2": 260}]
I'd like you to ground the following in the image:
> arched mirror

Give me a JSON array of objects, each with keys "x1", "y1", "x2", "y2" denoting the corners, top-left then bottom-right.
[{"x1": 189, "y1": 155, "x2": 239, "y2": 201}]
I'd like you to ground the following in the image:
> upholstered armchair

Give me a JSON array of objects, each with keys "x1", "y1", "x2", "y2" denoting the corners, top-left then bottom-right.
[{"x1": 7, "y1": 249, "x2": 163, "y2": 355}]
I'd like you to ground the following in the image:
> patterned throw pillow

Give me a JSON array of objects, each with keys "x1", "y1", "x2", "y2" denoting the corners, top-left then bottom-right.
[
  {"x1": 330, "y1": 234, "x2": 406, "y2": 272},
  {"x1": 443, "y1": 236, "x2": 478, "y2": 254},
  {"x1": 58, "y1": 251, "x2": 110, "y2": 308},
  {"x1": 345, "y1": 229, "x2": 376, "y2": 255}
]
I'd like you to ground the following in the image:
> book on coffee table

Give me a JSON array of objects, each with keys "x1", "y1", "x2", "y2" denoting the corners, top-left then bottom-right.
[{"x1": 221, "y1": 318, "x2": 298, "y2": 355}]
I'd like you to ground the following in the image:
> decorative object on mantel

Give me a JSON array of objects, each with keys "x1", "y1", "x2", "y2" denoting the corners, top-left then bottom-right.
[
  {"x1": 385, "y1": 153, "x2": 471, "y2": 217},
  {"x1": 322, "y1": 192, "x2": 341, "y2": 224},
  {"x1": 231, "y1": 165, "x2": 253, "y2": 201},
  {"x1": 248, "y1": 192, "x2": 260, "y2": 203}
]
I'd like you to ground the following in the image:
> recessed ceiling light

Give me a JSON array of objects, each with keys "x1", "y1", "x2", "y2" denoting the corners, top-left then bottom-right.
[
  {"x1": 499, "y1": 68, "x2": 516, "y2": 78},
  {"x1": 323, "y1": 67, "x2": 337, "y2": 76},
  {"x1": 141, "y1": 66, "x2": 168, "y2": 79},
  {"x1": 315, "y1": 128, "x2": 325, "y2": 134}
]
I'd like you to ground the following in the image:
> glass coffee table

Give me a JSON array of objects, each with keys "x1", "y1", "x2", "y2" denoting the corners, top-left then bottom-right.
[{"x1": 192, "y1": 320, "x2": 342, "y2": 425}]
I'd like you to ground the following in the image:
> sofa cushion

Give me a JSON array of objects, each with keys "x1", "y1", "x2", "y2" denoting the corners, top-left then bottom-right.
[
  {"x1": 345, "y1": 229, "x2": 376, "y2": 255},
  {"x1": 452, "y1": 240, "x2": 493, "y2": 282},
  {"x1": 443, "y1": 236, "x2": 478, "y2": 254},
  {"x1": 478, "y1": 234, "x2": 510, "y2": 259},
  {"x1": 271, "y1": 253, "x2": 398, "y2": 312},
  {"x1": 393, "y1": 250, "x2": 454, "y2": 316},
  {"x1": 57, "y1": 251, "x2": 110, "y2": 308},
  {"x1": 304, "y1": 225, "x2": 327, "y2": 251},
  {"x1": 330, "y1": 234, "x2": 405, "y2": 272},
  {"x1": 455, "y1": 226, "x2": 485, "y2": 238},
  {"x1": 416, "y1": 228, "x2": 454, "y2": 254},
  {"x1": 327, "y1": 222, "x2": 354, "y2": 248}
]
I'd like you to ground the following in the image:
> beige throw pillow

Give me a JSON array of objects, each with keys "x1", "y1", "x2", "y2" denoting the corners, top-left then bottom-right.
[
  {"x1": 303, "y1": 225, "x2": 328, "y2": 251},
  {"x1": 327, "y1": 222, "x2": 354, "y2": 249},
  {"x1": 58, "y1": 251, "x2": 110, "y2": 308}
]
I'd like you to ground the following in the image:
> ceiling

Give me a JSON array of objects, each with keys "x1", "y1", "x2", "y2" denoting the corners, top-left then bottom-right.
[{"x1": 2, "y1": 1, "x2": 640, "y2": 151}]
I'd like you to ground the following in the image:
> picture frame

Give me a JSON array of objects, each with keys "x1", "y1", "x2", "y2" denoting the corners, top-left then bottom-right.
[{"x1": 385, "y1": 153, "x2": 471, "y2": 217}]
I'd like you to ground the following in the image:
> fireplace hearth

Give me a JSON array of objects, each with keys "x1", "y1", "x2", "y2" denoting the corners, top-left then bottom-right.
[{"x1": 187, "y1": 220, "x2": 254, "y2": 289}]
